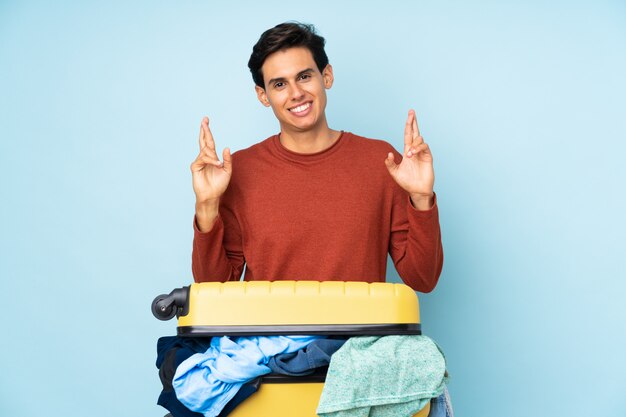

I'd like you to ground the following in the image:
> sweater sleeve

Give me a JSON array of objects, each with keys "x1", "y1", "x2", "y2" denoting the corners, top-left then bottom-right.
[
  {"x1": 389, "y1": 193, "x2": 444, "y2": 293},
  {"x1": 191, "y1": 209, "x2": 246, "y2": 282}
]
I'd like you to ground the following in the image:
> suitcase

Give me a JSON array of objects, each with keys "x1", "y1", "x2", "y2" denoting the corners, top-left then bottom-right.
[{"x1": 152, "y1": 281, "x2": 431, "y2": 416}]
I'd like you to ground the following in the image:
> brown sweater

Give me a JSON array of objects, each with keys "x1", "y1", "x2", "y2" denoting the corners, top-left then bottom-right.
[{"x1": 192, "y1": 132, "x2": 443, "y2": 292}]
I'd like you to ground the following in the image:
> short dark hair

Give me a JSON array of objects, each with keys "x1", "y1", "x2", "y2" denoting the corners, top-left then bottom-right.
[{"x1": 248, "y1": 22, "x2": 329, "y2": 88}]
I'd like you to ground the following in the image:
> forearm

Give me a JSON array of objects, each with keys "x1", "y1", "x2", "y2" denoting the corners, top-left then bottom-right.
[
  {"x1": 195, "y1": 199, "x2": 220, "y2": 232},
  {"x1": 191, "y1": 215, "x2": 244, "y2": 282},
  {"x1": 395, "y1": 226, "x2": 443, "y2": 293},
  {"x1": 391, "y1": 195, "x2": 444, "y2": 293}
]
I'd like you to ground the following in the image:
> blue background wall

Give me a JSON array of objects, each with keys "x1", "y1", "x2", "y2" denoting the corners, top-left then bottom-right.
[{"x1": 1, "y1": 1, "x2": 625, "y2": 416}]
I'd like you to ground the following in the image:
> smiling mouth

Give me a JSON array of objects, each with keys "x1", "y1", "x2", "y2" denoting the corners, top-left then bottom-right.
[{"x1": 288, "y1": 102, "x2": 312, "y2": 113}]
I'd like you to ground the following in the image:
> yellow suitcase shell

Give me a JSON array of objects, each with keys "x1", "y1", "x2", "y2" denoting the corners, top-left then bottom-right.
[
  {"x1": 174, "y1": 281, "x2": 421, "y2": 336},
  {"x1": 153, "y1": 281, "x2": 430, "y2": 416},
  {"x1": 229, "y1": 379, "x2": 430, "y2": 417}
]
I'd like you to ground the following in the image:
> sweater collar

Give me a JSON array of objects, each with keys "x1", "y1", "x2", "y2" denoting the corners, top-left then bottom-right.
[{"x1": 269, "y1": 131, "x2": 348, "y2": 164}]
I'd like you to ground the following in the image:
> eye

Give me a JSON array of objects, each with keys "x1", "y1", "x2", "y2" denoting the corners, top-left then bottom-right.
[
  {"x1": 274, "y1": 81, "x2": 285, "y2": 89},
  {"x1": 298, "y1": 73, "x2": 311, "y2": 81}
]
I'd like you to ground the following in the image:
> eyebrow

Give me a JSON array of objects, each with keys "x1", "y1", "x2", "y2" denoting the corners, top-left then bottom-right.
[{"x1": 268, "y1": 68, "x2": 314, "y2": 86}]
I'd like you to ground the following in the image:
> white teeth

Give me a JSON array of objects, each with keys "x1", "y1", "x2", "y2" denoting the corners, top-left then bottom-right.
[{"x1": 290, "y1": 103, "x2": 311, "y2": 113}]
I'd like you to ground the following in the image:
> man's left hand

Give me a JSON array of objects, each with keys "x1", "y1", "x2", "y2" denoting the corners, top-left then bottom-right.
[{"x1": 384, "y1": 109, "x2": 435, "y2": 210}]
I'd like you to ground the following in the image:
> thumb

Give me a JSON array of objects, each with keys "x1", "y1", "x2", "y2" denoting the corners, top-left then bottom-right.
[
  {"x1": 384, "y1": 152, "x2": 397, "y2": 173},
  {"x1": 222, "y1": 147, "x2": 233, "y2": 173}
]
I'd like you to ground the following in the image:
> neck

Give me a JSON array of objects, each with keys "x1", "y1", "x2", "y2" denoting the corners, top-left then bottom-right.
[{"x1": 279, "y1": 121, "x2": 340, "y2": 154}]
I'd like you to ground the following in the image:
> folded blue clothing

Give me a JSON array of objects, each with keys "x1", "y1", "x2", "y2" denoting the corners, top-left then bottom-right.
[
  {"x1": 427, "y1": 387, "x2": 454, "y2": 417},
  {"x1": 267, "y1": 338, "x2": 346, "y2": 376},
  {"x1": 173, "y1": 335, "x2": 322, "y2": 417},
  {"x1": 216, "y1": 378, "x2": 261, "y2": 417},
  {"x1": 158, "y1": 344, "x2": 204, "y2": 417},
  {"x1": 156, "y1": 336, "x2": 212, "y2": 369},
  {"x1": 156, "y1": 336, "x2": 263, "y2": 417}
]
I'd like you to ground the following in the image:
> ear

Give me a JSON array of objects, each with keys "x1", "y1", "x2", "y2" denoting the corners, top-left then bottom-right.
[
  {"x1": 255, "y1": 85, "x2": 271, "y2": 107},
  {"x1": 322, "y1": 64, "x2": 334, "y2": 89}
]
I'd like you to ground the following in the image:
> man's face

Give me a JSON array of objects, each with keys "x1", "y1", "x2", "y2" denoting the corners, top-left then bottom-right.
[{"x1": 256, "y1": 47, "x2": 333, "y2": 134}]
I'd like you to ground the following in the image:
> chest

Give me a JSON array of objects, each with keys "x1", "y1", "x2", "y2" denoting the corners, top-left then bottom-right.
[{"x1": 232, "y1": 162, "x2": 393, "y2": 240}]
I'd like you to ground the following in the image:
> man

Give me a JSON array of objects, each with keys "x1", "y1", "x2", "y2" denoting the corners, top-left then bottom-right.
[{"x1": 190, "y1": 22, "x2": 443, "y2": 292}]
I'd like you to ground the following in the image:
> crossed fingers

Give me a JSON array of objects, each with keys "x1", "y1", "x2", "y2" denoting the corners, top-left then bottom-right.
[
  {"x1": 404, "y1": 110, "x2": 429, "y2": 159},
  {"x1": 197, "y1": 117, "x2": 224, "y2": 168}
]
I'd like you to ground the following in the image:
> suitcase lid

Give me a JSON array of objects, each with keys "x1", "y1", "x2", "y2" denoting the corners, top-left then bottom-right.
[{"x1": 177, "y1": 281, "x2": 421, "y2": 336}]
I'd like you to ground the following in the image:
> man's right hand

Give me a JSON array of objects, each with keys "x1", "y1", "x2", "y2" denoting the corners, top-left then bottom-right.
[{"x1": 191, "y1": 117, "x2": 232, "y2": 231}]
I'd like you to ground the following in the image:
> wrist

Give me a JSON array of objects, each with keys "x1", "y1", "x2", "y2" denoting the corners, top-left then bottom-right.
[{"x1": 409, "y1": 193, "x2": 434, "y2": 211}]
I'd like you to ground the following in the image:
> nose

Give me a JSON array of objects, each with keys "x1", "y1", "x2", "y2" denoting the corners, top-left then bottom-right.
[{"x1": 288, "y1": 83, "x2": 305, "y2": 101}]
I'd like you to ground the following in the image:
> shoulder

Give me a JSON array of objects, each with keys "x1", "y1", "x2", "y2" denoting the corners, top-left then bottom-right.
[
  {"x1": 227, "y1": 136, "x2": 277, "y2": 187},
  {"x1": 339, "y1": 132, "x2": 402, "y2": 191}
]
